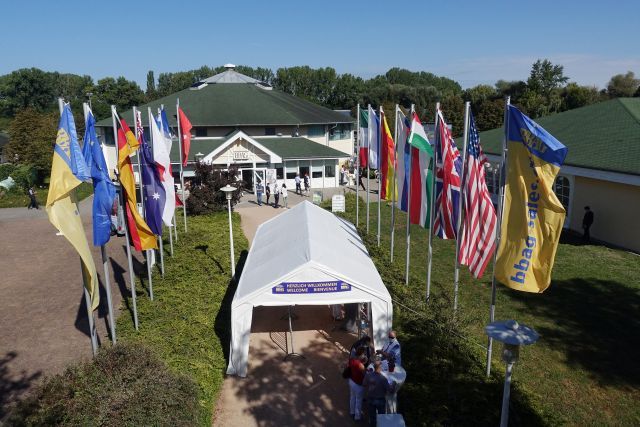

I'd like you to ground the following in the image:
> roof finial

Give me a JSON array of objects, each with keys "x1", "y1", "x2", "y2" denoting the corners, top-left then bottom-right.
[{"x1": 224, "y1": 63, "x2": 236, "y2": 70}]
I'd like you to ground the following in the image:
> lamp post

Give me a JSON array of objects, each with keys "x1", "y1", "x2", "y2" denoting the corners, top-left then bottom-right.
[
  {"x1": 220, "y1": 185, "x2": 237, "y2": 277},
  {"x1": 485, "y1": 320, "x2": 539, "y2": 427}
]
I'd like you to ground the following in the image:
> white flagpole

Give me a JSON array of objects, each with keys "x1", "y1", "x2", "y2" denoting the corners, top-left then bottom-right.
[
  {"x1": 61, "y1": 98, "x2": 99, "y2": 354},
  {"x1": 453, "y1": 102, "x2": 471, "y2": 313},
  {"x1": 426, "y1": 102, "x2": 440, "y2": 301},
  {"x1": 149, "y1": 107, "x2": 166, "y2": 278},
  {"x1": 133, "y1": 106, "x2": 154, "y2": 301},
  {"x1": 366, "y1": 104, "x2": 371, "y2": 234},
  {"x1": 173, "y1": 214, "x2": 178, "y2": 242},
  {"x1": 486, "y1": 96, "x2": 511, "y2": 377},
  {"x1": 84, "y1": 102, "x2": 116, "y2": 344},
  {"x1": 168, "y1": 216, "x2": 174, "y2": 256},
  {"x1": 176, "y1": 99, "x2": 188, "y2": 232},
  {"x1": 356, "y1": 104, "x2": 360, "y2": 227},
  {"x1": 404, "y1": 104, "x2": 415, "y2": 286},
  {"x1": 390, "y1": 104, "x2": 399, "y2": 262},
  {"x1": 377, "y1": 105, "x2": 382, "y2": 247},
  {"x1": 111, "y1": 105, "x2": 139, "y2": 330}
]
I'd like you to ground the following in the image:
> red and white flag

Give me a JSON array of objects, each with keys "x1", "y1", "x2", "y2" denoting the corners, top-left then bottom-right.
[
  {"x1": 178, "y1": 107, "x2": 192, "y2": 167},
  {"x1": 458, "y1": 112, "x2": 497, "y2": 278}
]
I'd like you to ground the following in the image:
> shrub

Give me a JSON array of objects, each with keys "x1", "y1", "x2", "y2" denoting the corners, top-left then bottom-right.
[
  {"x1": 7, "y1": 343, "x2": 200, "y2": 426},
  {"x1": 186, "y1": 162, "x2": 244, "y2": 215},
  {"x1": 0, "y1": 163, "x2": 15, "y2": 181},
  {"x1": 10, "y1": 164, "x2": 37, "y2": 191}
]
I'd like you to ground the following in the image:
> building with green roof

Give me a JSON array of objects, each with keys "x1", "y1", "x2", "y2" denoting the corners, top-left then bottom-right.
[
  {"x1": 477, "y1": 98, "x2": 640, "y2": 252},
  {"x1": 98, "y1": 64, "x2": 354, "y2": 191}
]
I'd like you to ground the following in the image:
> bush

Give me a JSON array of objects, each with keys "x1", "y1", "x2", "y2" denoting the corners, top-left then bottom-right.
[
  {"x1": 0, "y1": 163, "x2": 15, "y2": 181},
  {"x1": 7, "y1": 343, "x2": 200, "y2": 426},
  {"x1": 10, "y1": 164, "x2": 37, "y2": 192},
  {"x1": 186, "y1": 162, "x2": 244, "y2": 215}
]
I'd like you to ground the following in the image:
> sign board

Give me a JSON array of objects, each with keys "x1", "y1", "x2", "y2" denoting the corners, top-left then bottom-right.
[
  {"x1": 312, "y1": 191, "x2": 322, "y2": 205},
  {"x1": 233, "y1": 151, "x2": 250, "y2": 161},
  {"x1": 332, "y1": 195, "x2": 345, "y2": 212},
  {"x1": 266, "y1": 169, "x2": 277, "y2": 184},
  {"x1": 272, "y1": 280, "x2": 352, "y2": 294}
]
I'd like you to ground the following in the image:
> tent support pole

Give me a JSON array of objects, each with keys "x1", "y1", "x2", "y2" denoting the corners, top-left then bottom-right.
[{"x1": 283, "y1": 305, "x2": 305, "y2": 361}]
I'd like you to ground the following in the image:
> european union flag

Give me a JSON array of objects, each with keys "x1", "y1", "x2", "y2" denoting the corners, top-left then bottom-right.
[{"x1": 82, "y1": 109, "x2": 116, "y2": 246}]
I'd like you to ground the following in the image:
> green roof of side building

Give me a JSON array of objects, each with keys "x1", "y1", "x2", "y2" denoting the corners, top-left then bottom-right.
[
  {"x1": 97, "y1": 83, "x2": 353, "y2": 128},
  {"x1": 476, "y1": 98, "x2": 640, "y2": 176}
]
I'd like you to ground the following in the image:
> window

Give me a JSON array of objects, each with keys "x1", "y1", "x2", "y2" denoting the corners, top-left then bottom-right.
[
  {"x1": 329, "y1": 123, "x2": 352, "y2": 141},
  {"x1": 312, "y1": 161, "x2": 323, "y2": 178},
  {"x1": 265, "y1": 127, "x2": 276, "y2": 136},
  {"x1": 195, "y1": 127, "x2": 207, "y2": 137},
  {"x1": 276, "y1": 167, "x2": 284, "y2": 179},
  {"x1": 325, "y1": 164, "x2": 335, "y2": 177},
  {"x1": 285, "y1": 161, "x2": 298, "y2": 179},
  {"x1": 312, "y1": 170, "x2": 323, "y2": 178},
  {"x1": 308, "y1": 125, "x2": 325, "y2": 138},
  {"x1": 554, "y1": 176, "x2": 570, "y2": 211}
]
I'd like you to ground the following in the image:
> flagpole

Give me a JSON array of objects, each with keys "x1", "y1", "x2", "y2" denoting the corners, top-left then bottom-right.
[
  {"x1": 426, "y1": 102, "x2": 440, "y2": 301},
  {"x1": 84, "y1": 102, "x2": 116, "y2": 344},
  {"x1": 173, "y1": 213, "x2": 178, "y2": 242},
  {"x1": 404, "y1": 104, "x2": 415, "y2": 286},
  {"x1": 377, "y1": 105, "x2": 383, "y2": 247},
  {"x1": 133, "y1": 106, "x2": 154, "y2": 301},
  {"x1": 112, "y1": 105, "x2": 140, "y2": 330},
  {"x1": 149, "y1": 107, "x2": 166, "y2": 277},
  {"x1": 390, "y1": 104, "x2": 399, "y2": 262},
  {"x1": 177, "y1": 98, "x2": 188, "y2": 232},
  {"x1": 168, "y1": 216, "x2": 174, "y2": 256},
  {"x1": 366, "y1": 104, "x2": 371, "y2": 234},
  {"x1": 355, "y1": 104, "x2": 360, "y2": 228},
  {"x1": 486, "y1": 96, "x2": 511, "y2": 377},
  {"x1": 60, "y1": 98, "x2": 99, "y2": 355},
  {"x1": 453, "y1": 102, "x2": 471, "y2": 312}
]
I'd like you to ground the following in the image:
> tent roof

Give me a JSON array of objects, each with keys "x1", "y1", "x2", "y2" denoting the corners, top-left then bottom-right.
[{"x1": 233, "y1": 201, "x2": 390, "y2": 306}]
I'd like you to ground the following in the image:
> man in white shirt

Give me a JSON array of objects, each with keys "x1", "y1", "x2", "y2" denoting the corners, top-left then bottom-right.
[{"x1": 377, "y1": 330, "x2": 401, "y2": 366}]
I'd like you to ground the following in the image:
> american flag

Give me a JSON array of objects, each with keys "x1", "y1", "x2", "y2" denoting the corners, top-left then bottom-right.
[
  {"x1": 458, "y1": 112, "x2": 497, "y2": 278},
  {"x1": 433, "y1": 110, "x2": 462, "y2": 239}
]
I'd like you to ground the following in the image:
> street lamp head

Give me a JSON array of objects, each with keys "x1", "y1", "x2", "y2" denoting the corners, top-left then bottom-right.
[
  {"x1": 485, "y1": 320, "x2": 539, "y2": 364},
  {"x1": 220, "y1": 185, "x2": 237, "y2": 201}
]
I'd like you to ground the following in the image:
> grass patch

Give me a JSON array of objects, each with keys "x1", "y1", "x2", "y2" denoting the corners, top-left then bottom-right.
[
  {"x1": 116, "y1": 212, "x2": 248, "y2": 426},
  {"x1": 0, "y1": 182, "x2": 93, "y2": 208},
  {"x1": 323, "y1": 193, "x2": 640, "y2": 425}
]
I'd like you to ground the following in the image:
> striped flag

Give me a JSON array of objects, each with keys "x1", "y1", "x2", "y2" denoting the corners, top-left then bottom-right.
[
  {"x1": 379, "y1": 110, "x2": 396, "y2": 200},
  {"x1": 408, "y1": 112, "x2": 434, "y2": 227},
  {"x1": 368, "y1": 105, "x2": 380, "y2": 169},
  {"x1": 458, "y1": 112, "x2": 497, "y2": 278},
  {"x1": 359, "y1": 108, "x2": 369, "y2": 168},
  {"x1": 433, "y1": 110, "x2": 462, "y2": 239},
  {"x1": 395, "y1": 108, "x2": 410, "y2": 211}
]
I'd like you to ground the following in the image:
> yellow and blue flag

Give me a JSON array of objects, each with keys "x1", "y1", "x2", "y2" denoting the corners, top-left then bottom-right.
[
  {"x1": 495, "y1": 105, "x2": 568, "y2": 293},
  {"x1": 46, "y1": 103, "x2": 99, "y2": 310}
]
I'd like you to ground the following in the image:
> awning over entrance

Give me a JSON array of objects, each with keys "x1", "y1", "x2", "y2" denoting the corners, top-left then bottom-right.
[{"x1": 226, "y1": 201, "x2": 393, "y2": 377}]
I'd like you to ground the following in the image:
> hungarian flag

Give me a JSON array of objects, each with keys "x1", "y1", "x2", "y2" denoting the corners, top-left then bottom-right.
[
  {"x1": 379, "y1": 109, "x2": 396, "y2": 201},
  {"x1": 395, "y1": 108, "x2": 411, "y2": 212},
  {"x1": 359, "y1": 107, "x2": 369, "y2": 168},
  {"x1": 178, "y1": 107, "x2": 192, "y2": 167},
  {"x1": 116, "y1": 115, "x2": 157, "y2": 251},
  {"x1": 408, "y1": 112, "x2": 434, "y2": 228}
]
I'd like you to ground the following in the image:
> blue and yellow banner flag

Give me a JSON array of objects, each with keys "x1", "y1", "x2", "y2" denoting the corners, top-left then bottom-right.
[
  {"x1": 46, "y1": 104, "x2": 99, "y2": 310},
  {"x1": 495, "y1": 105, "x2": 568, "y2": 293}
]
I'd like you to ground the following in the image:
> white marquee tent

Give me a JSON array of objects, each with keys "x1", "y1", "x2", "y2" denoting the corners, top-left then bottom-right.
[{"x1": 226, "y1": 201, "x2": 393, "y2": 377}]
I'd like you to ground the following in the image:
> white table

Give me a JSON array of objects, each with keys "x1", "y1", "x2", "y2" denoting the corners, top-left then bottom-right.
[{"x1": 367, "y1": 364, "x2": 407, "y2": 414}]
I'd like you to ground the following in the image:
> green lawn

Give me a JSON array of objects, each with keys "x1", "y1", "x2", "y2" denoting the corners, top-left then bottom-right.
[
  {"x1": 0, "y1": 182, "x2": 93, "y2": 208},
  {"x1": 116, "y1": 213, "x2": 248, "y2": 426},
  {"x1": 327, "y1": 194, "x2": 640, "y2": 426}
]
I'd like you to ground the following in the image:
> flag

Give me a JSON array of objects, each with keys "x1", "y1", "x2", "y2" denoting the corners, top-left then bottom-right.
[
  {"x1": 495, "y1": 105, "x2": 568, "y2": 293},
  {"x1": 151, "y1": 108, "x2": 176, "y2": 226},
  {"x1": 136, "y1": 110, "x2": 165, "y2": 236},
  {"x1": 178, "y1": 107, "x2": 192, "y2": 167},
  {"x1": 368, "y1": 105, "x2": 380, "y2": 169},
  {"x1": 458, "y1": 112, "x2": 497, "y2": 278},
  {"x1": 408, "y1": 112, "x2": 434, "y2": 227},
  {"x1": 116, "y1": 115, "x2": 157, "y2": 251},
  {"x1": 359, "y1": 108, "x2": 369, "y2": 168},
  {"x1": 433, "y1": 110, "x2": 462, "y2": 239},
  {"x1": 175, "y1": 191, "x2": 184, "y2": 207},
  {"x1": 82, "y1": 108, "x2": 116, "y2": 246},
  {"x1": 395, "y1": 109, "x2": 411, "y2": 212},
  {"x1": 47, "y1": 103, "x2": 99, "y2": 310},
  {"x1": 379, "y1": 110, "x2": 397, "y2": 201}
]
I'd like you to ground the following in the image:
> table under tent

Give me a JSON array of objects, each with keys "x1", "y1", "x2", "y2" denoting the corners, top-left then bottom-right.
[{"x1": 226, "y1": 201, "x2": 393, "y2": 377}]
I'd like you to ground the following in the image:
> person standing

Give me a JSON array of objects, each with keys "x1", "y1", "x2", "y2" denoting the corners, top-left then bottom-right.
[
  {"x1": 295, "y1": 173, "x2": 302, "y2": 195},
  {"x1": 358, "y1": 168, "x2": 366, "y2": 191},
  {"x1": 377, "y1": 330, "x2": 401, "y2": 367},
  {"x1": 27, "y1": 186, "x2": 39, "y2": 210},
  {"x1": 281, "y1": 183, "x2": 288, "y2": 208},
  {"x1": 265, "y1": 183, "x2": 271, "y2": 206},
  {"x1": 304, "y1": 173, "x2": 310, "y2": 194},
  {"x1": 256, "y1": 181, "x2": 264, "y2": 206},
  {"x1": 273, "y1": 182, "x2": 280, "y2": 208},
  {"x1": 363, "y1": 361, "x2": 391, "y2": 426},
  {"x1": 348, "y1": 348, "x2": 367, "y2": 421},
  {"x1": 583, "y1": 206, "x2": 594, "y2": 242}
]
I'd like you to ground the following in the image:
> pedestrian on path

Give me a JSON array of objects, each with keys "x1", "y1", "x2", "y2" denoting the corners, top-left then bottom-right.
[
  {"x1": 358, "y1": 168, "x2": 366, "y2": 191},
  {"x1": 27, "y1": 186, "x2": 39, "y2": 210},
  {"x1": 304, "y1": 173, "x2": 310, "y2": 194},
  {"x1": 295, "y1": 173, "x2": 302, "y2": 195},
  {"x1": 273, "y1": 182, "x2": 280, "y2": 208},
  {"x1": 265, "y1": 183, "x2": 271, "y2": 206},
  {"x1": 281, "y1": 183, "x2": 288, "y2": 208},
  {"x1": 256, "y1": 181, "x2": 264, "y2": 206}
]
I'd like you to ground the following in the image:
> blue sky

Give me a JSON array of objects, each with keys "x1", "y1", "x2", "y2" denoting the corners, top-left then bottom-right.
[{"x1": 1, "y1": 0, "x2": 638, "y2": 89}]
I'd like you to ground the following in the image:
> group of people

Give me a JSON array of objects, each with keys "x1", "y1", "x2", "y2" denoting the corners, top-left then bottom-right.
[
  {"x1": 294, "y1": 173, "x2": 311, "y2": 195},
  {"x1": 255, "y1": 181, "x2": 288, "y2": 208},
  {"x1": 347, "y1": 332, "x2": 402, "y2": 425}
]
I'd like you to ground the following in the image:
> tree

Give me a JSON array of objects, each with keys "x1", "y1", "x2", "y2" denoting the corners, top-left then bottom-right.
[
  {"x1": 327, "y1": 73, "x2": 365, "y2": 109},
  {"x1": 527, "y1": 59, "x2": 569, "y2": 96},
  {"x1": 463, "y1": 85, "x2": 497, "y2": 105},
  {"x1": 475, "y1": 99, "x2": 505, "y2": 131},
  {"x1": 0, "y1": 68, "x2": 56, "y2": 116},
  {"x1": 186, "y1": 162, "x2": 243, "y2": 215},
  {"x1": 5, "y1": 108, "x2": 58, "y2": 178},
  {"x1": 561, "y1": 83, "x2": 602, "y2": 111},
  {"x1": 146, "y1": 70, "x2": 157, "y2": 100},
  {"x1": 439, "y1": 95, "x2": 465, "y2": 138},
  {"x1": 92, "y1": 77, "x2": 145, "y2": 118},
  {"x1": 607, "y1": 71, "x2": 640, "y2": 98},
  {"x1": 495, "y1": 80, "x2": 528, "y2": 101}
]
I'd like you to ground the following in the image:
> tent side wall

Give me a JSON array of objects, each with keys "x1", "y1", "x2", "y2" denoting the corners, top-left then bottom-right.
[
  {"x1": 371, "y1": 297, "x2": 393, "y2": 351},
  {"x1": 226, "y1": 302, "x2": 254, "y2": 377}
]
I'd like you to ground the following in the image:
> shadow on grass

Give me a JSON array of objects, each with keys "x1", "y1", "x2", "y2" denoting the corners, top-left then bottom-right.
[
  {"x1": 0, "y1": 352, "x2": 42, "y2": 420},
  {"x1": 194, "y1": 245, "x2": 224, "y2": 274},
  {"x1": 507, "y1": 278, "x2": 640, "y2": 388}
]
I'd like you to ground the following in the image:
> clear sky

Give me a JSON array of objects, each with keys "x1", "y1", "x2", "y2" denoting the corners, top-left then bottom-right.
[{"x1": 1, "y1": 0, "x2": 638, "y2": 89}]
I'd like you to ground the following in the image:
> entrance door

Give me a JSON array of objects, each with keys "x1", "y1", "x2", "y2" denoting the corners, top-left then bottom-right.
[
  {"x1": 253, "y1": 169, "x2": 266, "y2": 190},
  {"x1": 241, "y1": 169, "x2": 254, "y2": 193}
]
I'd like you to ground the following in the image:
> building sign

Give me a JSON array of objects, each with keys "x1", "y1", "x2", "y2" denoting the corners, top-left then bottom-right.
[
  {"x1": 272, "y1": 280, "x2": 352, "y2": 294},
  {"x1": 266, "y1": 168, "x2": 277, "y2": 184},
  {"x1": 233, "y1": 151, "x2": 250, "y2": 161},
  {"x1": 332, "y1": 195, "x2": 345, "y2": 212}
]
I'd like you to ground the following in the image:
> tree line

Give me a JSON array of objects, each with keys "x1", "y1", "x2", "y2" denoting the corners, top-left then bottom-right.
[{"x1": 0, "y1": 61, "x2": 638, "y2": 182}]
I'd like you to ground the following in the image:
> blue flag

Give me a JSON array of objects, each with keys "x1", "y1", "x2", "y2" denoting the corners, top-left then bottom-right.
[
  {"x1": 82, "y1": 109, "x2": 116, "y2": 246},
  {"x1": 137, "y1": 111, "x2": 165, "y2": 235}
]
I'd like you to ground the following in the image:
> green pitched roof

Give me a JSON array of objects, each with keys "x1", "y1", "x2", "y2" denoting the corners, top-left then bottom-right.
[
  {"x1": 476, "y1": 98, "x2": 640, "y2": 176},
  {"x1": 97, "y1": 83, "x2": 353, "y2": 128},
  {"x1": 169, "y1": 136, "x2": 347, "y2": 163}
]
